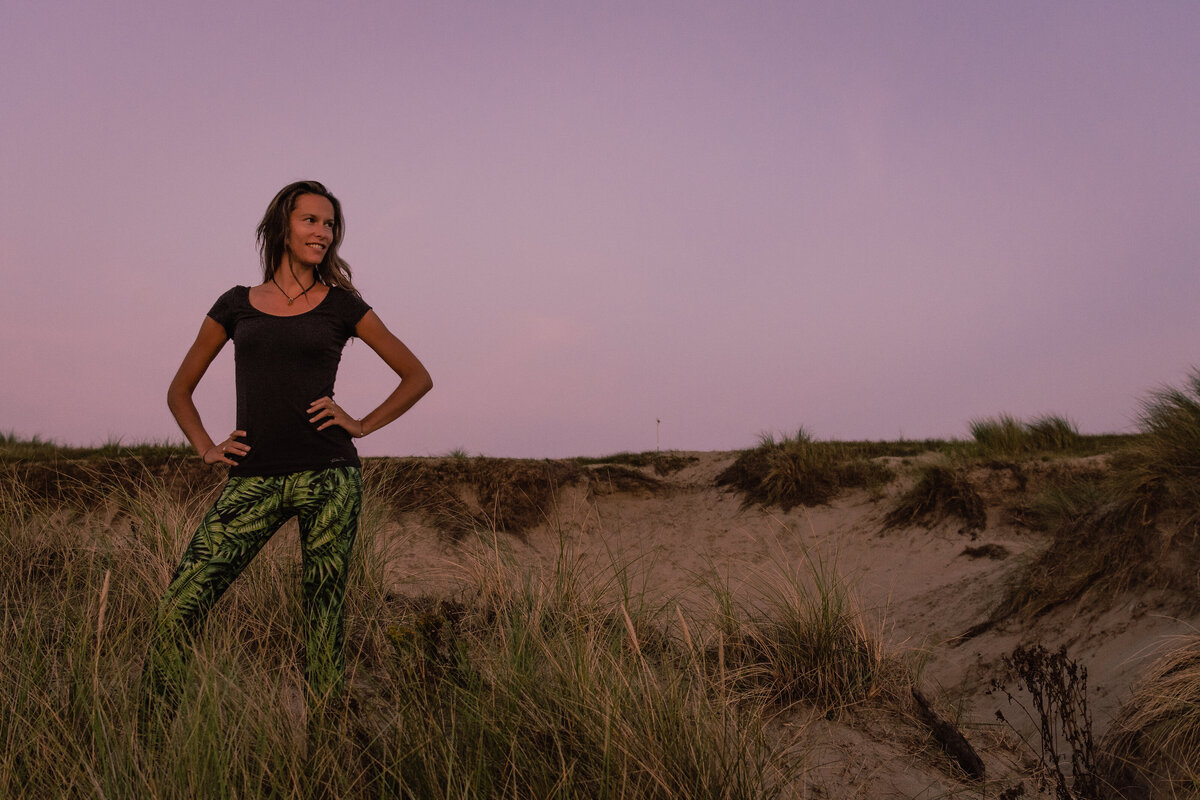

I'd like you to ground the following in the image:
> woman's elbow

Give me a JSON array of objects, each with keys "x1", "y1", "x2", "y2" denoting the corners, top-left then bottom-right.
[
  {"x1": 405, "y1": 364, "x2": 432, "y2": 398},
  {"x1": 166, "y1": 380, "x2": 193, "y2": 414}
]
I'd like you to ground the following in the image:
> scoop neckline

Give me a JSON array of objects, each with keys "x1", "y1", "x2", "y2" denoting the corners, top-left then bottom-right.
[{"x1": 244, "y1": 284, "x2": 333, "y2": 317}]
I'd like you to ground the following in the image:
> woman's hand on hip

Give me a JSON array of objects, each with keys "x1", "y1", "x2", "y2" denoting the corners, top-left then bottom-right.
[
  {"x1": 308, "y1": 397, "x2": 365, "y2": 438},
  {"x1": 203, "y1": 430, "x2": 249, "y2": 466}
]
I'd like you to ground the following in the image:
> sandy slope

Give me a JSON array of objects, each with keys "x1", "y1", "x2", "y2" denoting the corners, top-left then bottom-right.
[{"x1": 375, "y1": 450, "x2": 1200, "y2": 798}]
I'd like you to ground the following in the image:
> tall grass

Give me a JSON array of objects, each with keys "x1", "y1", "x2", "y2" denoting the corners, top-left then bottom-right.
[
  {"x1": 0, "y1": 459, "x2": 942, "y2": 798},
  {"x1": 369, "y1": 543, "x2": 796, "y2": 798},
  {"x1": 969, "y1": 414, "x2": 1081, "y2": 457},
  {"x1": 1123, "y1": 370, "x2": 1200, "y2": 517},
  {"x1": 0, "y1": 462, "x2": 422, "y2": 798},
  {"x1": 713, "y1": 549, "x2": 909, "y2": 713}
]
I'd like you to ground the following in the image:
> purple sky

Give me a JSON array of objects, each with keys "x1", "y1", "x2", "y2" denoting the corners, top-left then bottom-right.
[{"x1": 3, "y1": 2, "x2": 1199, "y2": 458}]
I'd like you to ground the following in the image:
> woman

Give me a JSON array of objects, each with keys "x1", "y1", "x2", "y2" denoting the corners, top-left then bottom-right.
[{"x1": 143, "y1": 180, "x2": 432, "y2": 723}]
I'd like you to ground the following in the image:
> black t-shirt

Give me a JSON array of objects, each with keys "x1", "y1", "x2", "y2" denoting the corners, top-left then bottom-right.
[{"x1": 207, "y1": 285, "x2": 372, "y2": 477}]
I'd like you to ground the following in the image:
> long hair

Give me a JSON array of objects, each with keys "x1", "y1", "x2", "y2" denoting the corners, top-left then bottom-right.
[{"x1": 256, "y1": 180, "x2": 360, "y2": 296}]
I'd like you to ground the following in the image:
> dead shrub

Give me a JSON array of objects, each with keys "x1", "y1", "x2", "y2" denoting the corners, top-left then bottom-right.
[{"x1": 990, "y1": 644, "x2": 1100, "y2": 800}]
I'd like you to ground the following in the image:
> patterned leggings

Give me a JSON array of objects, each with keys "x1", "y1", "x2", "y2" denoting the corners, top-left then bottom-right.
[{"x1": 143, "y1": 466, "x2": 362, "y2": 715}]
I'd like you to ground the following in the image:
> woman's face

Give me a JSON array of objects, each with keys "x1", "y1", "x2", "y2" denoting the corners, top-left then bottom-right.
[{"x1": 286, "y1": 193, "x2": 337, "y2": 268}]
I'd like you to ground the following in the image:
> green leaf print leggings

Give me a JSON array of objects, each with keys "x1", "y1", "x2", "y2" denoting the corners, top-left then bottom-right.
[{"x1": 143, "y1": 466, "x2": 362, "y2": 718}]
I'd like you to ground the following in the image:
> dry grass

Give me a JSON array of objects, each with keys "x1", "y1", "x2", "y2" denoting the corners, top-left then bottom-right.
[
  {"x1": 977, "y1": 375, "x2": 1200, "y2": 629},
  {"x1": 1098, "y1": 634, "x2": 1200, "y2": 798},
  {"x1": 883, "y1": 461, "x2": 987, "y2": 535},
  {"x1": 715, "y1": 430, "x2": 895, "y2": 511},
  {"x1": 711, "y1": 550, "x2": 912, "y2": 713},
  {"x1": 0, "y1": 454, "x2": 966, "y2": 799}
]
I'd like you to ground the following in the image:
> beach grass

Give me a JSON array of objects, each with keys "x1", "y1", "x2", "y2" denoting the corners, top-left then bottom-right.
[
  {"x1": 0, "y1": 421, "x2": 1164, "y2": 796},
  {"x1": 968, "y1": 413, "x2": 1087, "y2": 458},
  {"x1": 1099, "y1": 634, "x2": 1200, "y2": 797},
  {"x1": 714, "y1": 429, "x2": 896, "y2": 511},
  {"x1": 883, "y1": 461, "x2": 987, "y2": 534},
  {"x1": 0, "y1": 457, "x2": 937, "y2": 799},
  {"x1": 0, "y1": 431, "x2": 193, "y2": 463},
  {"x1": 979, "y1": 373, "x2": 1200, "y2": 628}
]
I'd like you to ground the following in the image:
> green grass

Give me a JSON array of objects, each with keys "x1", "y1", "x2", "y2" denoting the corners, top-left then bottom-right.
[
  {"x1": 572, "y1": 451, "x2": 699, "y2": 476},
  {"x1": 968, "y1": 414, "x2": 1029, "y2": 457},
  {"x1": 1025, "y1": 414, "x2": 1084, "y2": 451},
  {"x1": 0, "y1": 431, "x2": 193, "y2": 463},
  {"x1": 968, "y1": 413, "x2": 1084, "y2": 457},
  {"x1": 1013, "y1": 470, "x2": 1108, "y2": 532}
]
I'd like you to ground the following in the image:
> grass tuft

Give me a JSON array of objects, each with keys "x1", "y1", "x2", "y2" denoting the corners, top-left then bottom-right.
[
  {"x1": 1098, "y1": 635, "x2": 1200, "y2": 798},
  {"x1": 713, "y1": 551, "x2": 909, "y2": 713},
  {"x1": 969, "y1": 414, "x2": 1029, "y2": 458},
  {"x1": 883, "y1": 462, "x2": 987, "y2": 534},
  {"x1": 716, "y1": 430, "x2": 895, "y2": 511},
  {"x1": 969, "y1": 414, "x2": 1081, "y2": 458},
  {"x1": 1025, "y1": 415, "x2": 1083, "y2": 451}
]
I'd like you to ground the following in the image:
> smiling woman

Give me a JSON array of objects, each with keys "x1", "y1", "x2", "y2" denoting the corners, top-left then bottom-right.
[
  {"x1": 143, "y1": 180, "x2": 433, "y2": 737},
  {"x1": 255, "y1": 182, "x2": 356, "y2": 307}
]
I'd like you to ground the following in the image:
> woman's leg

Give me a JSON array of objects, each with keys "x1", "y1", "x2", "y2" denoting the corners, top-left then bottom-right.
[
  {"x1": 142, "y1": 475, "x2": 289, "y2": 718},
  {"x1": 292, "y1": 466, "x2": 363, "y2": 705}
]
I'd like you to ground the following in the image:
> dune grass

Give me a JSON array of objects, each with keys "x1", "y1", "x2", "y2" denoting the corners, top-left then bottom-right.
[
  {"x1": 968, "y1": 413, "x2": 1083, "y2": 458},
  {"x1": 980, "y1": 373, "x2": 1200, "y2": 628},
  {"x1": 714, "y1": 420, "x2": 1133, "y2": 517},
  {"x1": 0, "y1": 431, "x2": 193, "y2": 463},
  {"x1": 711, "y1": 549, "x2": 909, "y2": 712},
  {"x1": 1099, "y1": 634, "x2": 1200, "y2": 798},
  {"x1": 0, "y1": 455, "x2": 948, "y2": 798},
  {"x1": 715, "y1": 429, "x2": 896, "y2": 511},
  {"x1": 883, "y1": 461, "x2": 987, "y2": 534}
]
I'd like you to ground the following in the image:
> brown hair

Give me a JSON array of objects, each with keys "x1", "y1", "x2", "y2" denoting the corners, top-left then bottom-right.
[{"x1": 256, "y1": 180, "x2": 360, "y2": 296}]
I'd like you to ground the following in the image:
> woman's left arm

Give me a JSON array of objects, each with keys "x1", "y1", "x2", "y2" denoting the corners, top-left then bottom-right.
[{"x1": 309, "y1": 310, "x2": 432, "y2": 437}]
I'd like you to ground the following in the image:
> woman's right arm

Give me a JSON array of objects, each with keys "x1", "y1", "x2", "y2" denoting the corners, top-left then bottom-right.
[{"x1": 167, "y1": 317, "x2": 249, "y2": 466}]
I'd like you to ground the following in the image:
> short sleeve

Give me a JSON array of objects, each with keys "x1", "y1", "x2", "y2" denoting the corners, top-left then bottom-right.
[
  {"x1": 206, "y1": 286, "x2": 242, "y2": 336},
  {"x1": 337, "y1": 289, "x2": 372, "y2": 337}
]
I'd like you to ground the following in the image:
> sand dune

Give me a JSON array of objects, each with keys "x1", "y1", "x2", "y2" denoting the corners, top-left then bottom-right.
[
  {"x1": 6, "y1": 446, "x2": 1195, "y2": 796},
  {"x1": 373, "y1": 450, "x2": 1200, "y2": 797}
]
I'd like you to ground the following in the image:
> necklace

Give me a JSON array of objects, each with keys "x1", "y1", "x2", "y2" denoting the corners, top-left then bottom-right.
[{"x1": 272, "y1": 275, "x2": 316, "y2": 306}]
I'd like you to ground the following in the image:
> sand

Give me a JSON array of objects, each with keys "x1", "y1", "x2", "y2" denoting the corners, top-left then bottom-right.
[{"x1": 375, "y1": 450, "x2": 1200, "y2": 798}]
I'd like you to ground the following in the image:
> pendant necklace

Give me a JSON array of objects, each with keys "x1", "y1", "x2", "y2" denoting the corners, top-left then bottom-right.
[{"x1": 272, "y1": 275, "x2": 316, "y2": 306}]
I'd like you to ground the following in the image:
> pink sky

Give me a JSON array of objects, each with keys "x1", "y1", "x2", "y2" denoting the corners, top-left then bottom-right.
[{"x1": 3, "y1": 2, "x2": 1198, "y2": 458}]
